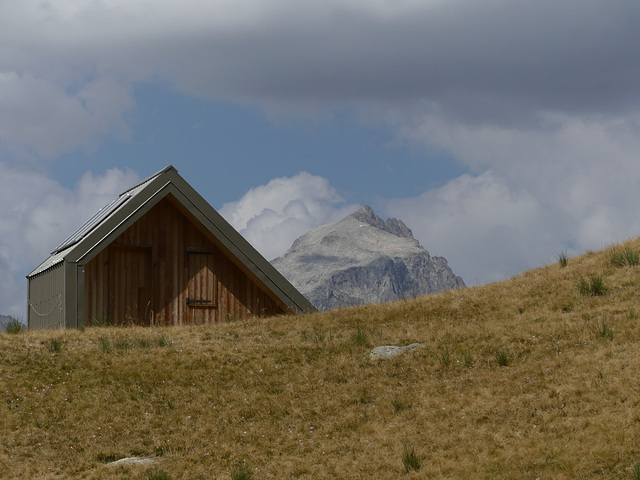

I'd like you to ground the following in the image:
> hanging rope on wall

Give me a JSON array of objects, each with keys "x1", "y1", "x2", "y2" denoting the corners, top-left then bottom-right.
[{"x1": 28, "y1": 293, "x2": 63, "y2": 317}]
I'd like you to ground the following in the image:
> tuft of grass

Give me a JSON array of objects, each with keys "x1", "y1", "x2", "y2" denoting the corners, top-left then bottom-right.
[
  {"x1": 598, "y1": 320, "x2": 614, "y2": 341},
  {"x1": 496, "y1": 349, "x2": 509, "y2": 367},
  {"x1": 4, "y1": 318, "x2": 24, "y2": 334},
  {"x1": 392, "y1": 397, "x2": 409, "y2": 414},
  {"x1": 558, "y1": 251, "x2": 569, "y2": 268},
  {"x1": 438, "y1": 345, "x2": 452, "y2": 368},
  {"x1": 402, "y1": 446, "x2": 421, "y2": 473},
  {"x1": 98, "y1": 335, "x2": 112, "y2": 353},
  {"x1": 624, "y1": 249, "x2": 640, "y2": 265},
  {"x1": 96, "y1": 452, "x2": 119, "y2": 463},
  {"x1": 560, "y1": 302, "x2": 574, "y2": 312},
  {"x1": 231, "y1": 462, "x2": 254, "y2": 480},
  {"x1": 632, "y1": 462, "x2": 640, "y2": 480},
  {"x1": 45, "y1": 338, "x2": 64, "y2": 353},
  {"x1": 610, "y1": 248, "x2": 640, "y2": 267},
  {"x1": 576, "y1": 275, "x2": 607, "y2": 296},
  {"x1": 157, "y1": 335, "x2": 173, "y2": 347},
  {"x1": 462, "y1": 350, "x2": 473, "y2": 368},
  {"x1": 350, "y1": 325, "x2": 369, "y2": 347}
]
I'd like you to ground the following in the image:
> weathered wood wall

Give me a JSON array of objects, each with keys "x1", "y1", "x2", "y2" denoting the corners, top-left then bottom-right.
[{"x1": 83, "y1": 195, "x2": 286, "y2": 326}]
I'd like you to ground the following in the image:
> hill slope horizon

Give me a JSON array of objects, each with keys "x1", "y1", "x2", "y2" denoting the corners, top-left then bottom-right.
[{"x1": 2, "y1": 239, "x2": 640, "y2": 478}]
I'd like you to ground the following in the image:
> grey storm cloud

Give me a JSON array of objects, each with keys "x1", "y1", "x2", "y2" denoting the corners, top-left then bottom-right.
[
  {"x1": 147, "y1": 0, "x2": 640, "y2": 127},
  {"x1": 3, "y1": 0, "x2": 640, "y2": 134}
]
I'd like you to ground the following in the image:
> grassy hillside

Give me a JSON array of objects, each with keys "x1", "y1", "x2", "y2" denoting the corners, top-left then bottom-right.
[{"x1": 3, "y1": 240, "x2": 640, "y2": 479}]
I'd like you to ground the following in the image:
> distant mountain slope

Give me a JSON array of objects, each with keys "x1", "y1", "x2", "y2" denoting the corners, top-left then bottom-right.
[{"x1": 272, "y1": 206, "x2": 465, "y2": 310}]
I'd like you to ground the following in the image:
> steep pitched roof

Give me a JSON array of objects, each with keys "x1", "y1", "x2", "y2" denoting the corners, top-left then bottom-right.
[{"x1": 28, "y1": 165, "x2": 316, "y2": 314}]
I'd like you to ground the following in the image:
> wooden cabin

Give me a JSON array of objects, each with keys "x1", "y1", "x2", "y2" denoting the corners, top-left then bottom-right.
[{"x1": 27, "y1": 165, "x2": 315, "y2": 329}]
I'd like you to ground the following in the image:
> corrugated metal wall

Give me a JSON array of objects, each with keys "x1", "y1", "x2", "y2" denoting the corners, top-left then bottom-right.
[{"x1": 28, "y1": 262, "x2": 65, "y2": 329}]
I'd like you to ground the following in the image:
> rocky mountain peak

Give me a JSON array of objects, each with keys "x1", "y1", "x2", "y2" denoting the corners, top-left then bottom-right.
[
  {"x1": 349, "y1": 205, "x2": 414, "y2": 239},
  {"x1": 272, "y1": 206, "x2": 464, "y2": 311}
]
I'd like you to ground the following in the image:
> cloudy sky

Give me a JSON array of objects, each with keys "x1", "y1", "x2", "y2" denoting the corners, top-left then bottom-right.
[{"x1": 3, "y1": 0, "x2": 640, "y2": 317}]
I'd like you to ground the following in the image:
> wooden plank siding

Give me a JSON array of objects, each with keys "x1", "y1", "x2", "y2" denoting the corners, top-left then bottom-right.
[{"x1": 83, "y1": 195, "x2": 286, "y2": 326}]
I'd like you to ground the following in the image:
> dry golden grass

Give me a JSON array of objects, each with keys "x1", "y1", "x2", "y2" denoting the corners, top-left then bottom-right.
[{"x1": 4, "y1": 239, "x2": 640, "y2": 478}]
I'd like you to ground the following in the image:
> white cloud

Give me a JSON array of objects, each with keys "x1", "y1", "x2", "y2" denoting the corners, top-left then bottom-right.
[
  {"x1": 219, "y1": 172, "x2": 359, "y2": 260},
  {"x1": 0, "y1": 163, "x2": 139, "y2": 317},
  {"x1": 384, "y1": 172, "x2": 550, "y2": 285},
  {"x1": 381, "y1": 113, "x2": 640, "y2": 283}
]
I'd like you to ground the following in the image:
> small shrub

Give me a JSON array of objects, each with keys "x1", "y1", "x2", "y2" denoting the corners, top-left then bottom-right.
[
  {"x1": 231, "y1": 462, "x2": 254, "y2": 480},
  {"x1": 496, "y1": 349, "x2": 509, "y2": 367},
  {"x1": 558, "y1": 251, "x2": 569, "y2": 268},
  {"x1": 577, "y1": 275, "x2": 606, "y2": 296},
  {"x1": 402, "y1": 446, "x2": 421, "y2": 473},
  {"x1": 46, "y1": 338, "x2": 64, "y2": 353},
  {"x1": 4, "y1": 319, "x2": 24, "y2": 334}
]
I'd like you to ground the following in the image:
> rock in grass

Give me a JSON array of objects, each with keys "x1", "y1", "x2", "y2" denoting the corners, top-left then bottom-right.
[
  {"x1": 369, "y1": 343, "x2": 425, "y2": 360},
  {"x1": 106, "y1": 456, "x2": 158, "y2": 467}
]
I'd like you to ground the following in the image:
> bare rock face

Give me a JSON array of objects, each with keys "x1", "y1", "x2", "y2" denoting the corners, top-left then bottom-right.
[{"x1": 271, "y1": 206, "x2": 465, "y2": 311}]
